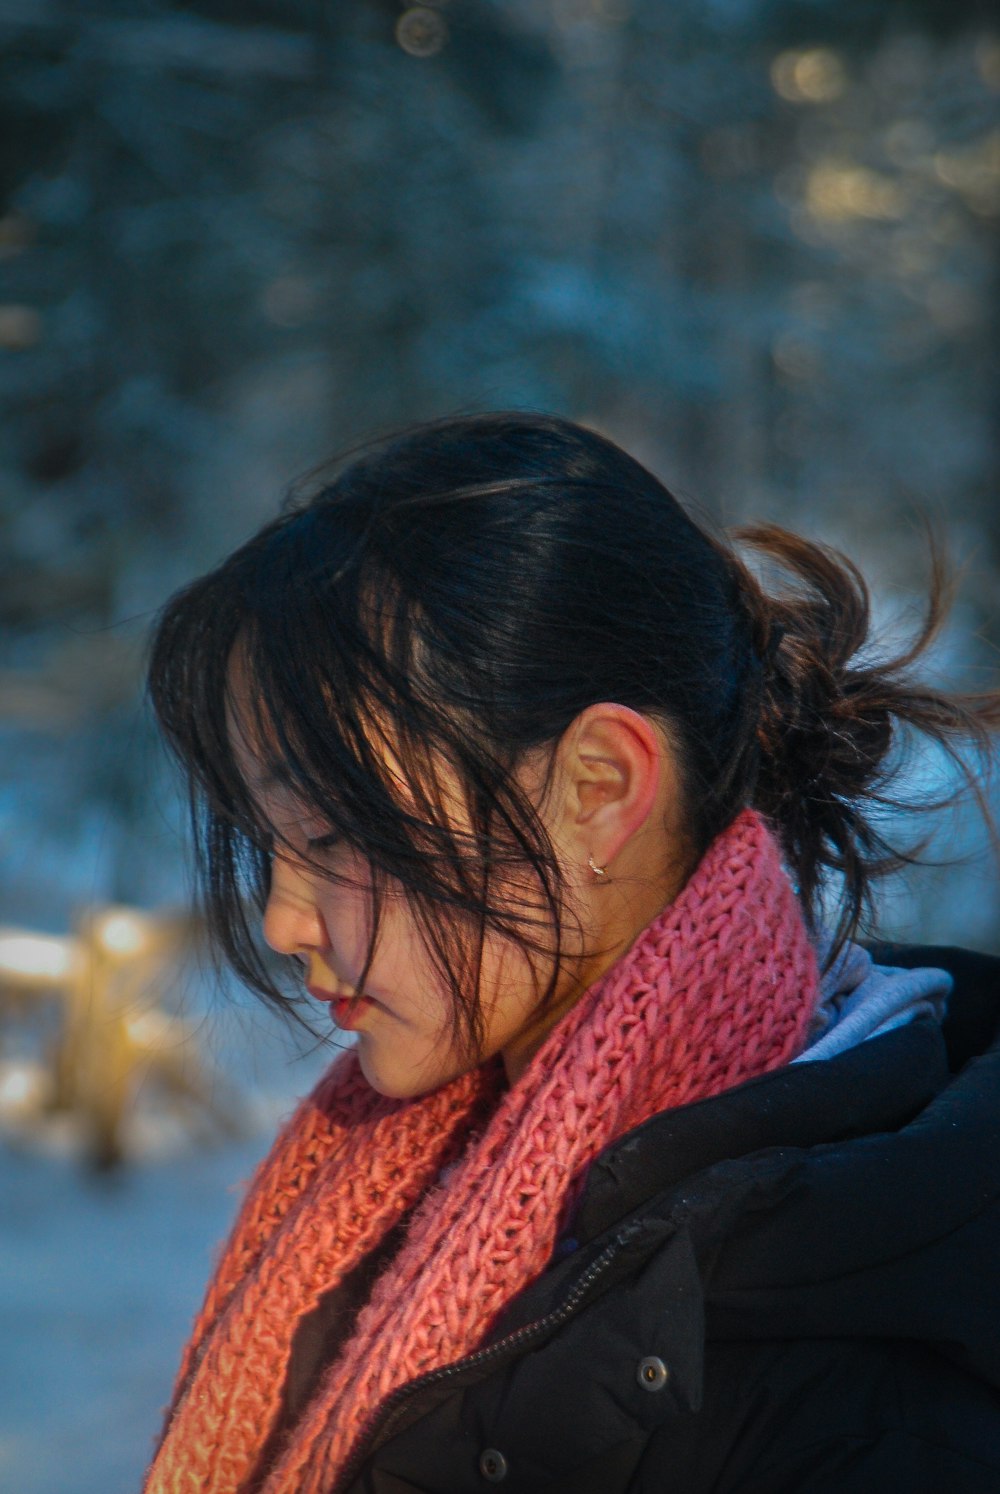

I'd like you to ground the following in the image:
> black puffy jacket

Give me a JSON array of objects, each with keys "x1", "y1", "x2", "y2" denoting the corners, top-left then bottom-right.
[{"x1": 323, "y1": 945, "x2": 1000, "y2": 1494}]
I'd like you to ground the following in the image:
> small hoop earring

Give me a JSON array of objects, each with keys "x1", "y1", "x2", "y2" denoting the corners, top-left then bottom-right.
[{"x1": 588, "y1": 854, "x2": 608, "y2": 880}]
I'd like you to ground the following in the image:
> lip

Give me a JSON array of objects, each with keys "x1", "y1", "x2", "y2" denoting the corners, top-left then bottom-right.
[{"x1": 306, "y1": 983, "x2": 377, "y2": 1032}]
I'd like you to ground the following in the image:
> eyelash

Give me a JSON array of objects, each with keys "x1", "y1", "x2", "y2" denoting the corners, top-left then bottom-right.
[{"x1": 306, "y1": 831, "x2": 341, "y2": 852}]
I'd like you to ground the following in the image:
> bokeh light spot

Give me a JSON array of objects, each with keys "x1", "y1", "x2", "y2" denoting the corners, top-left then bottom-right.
[
  {"x1": 0, "y1": 931, "x2": 74, "y2": 982},
  {"x1": 396, "y1": 7, "x2": 449, "y2": 58},
  {"x1": 806, "y1": 162, "x2": 908, "y2": 222},
  {"x1": 97, "y1": 910, "x2": 151, "y2": 956},
  {"x1": 771, "y1": 48, "x2": 847, "y2": 104}
]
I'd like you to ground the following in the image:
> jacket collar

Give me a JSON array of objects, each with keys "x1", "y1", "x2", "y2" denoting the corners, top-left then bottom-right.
[{"x1": 572, "y1": 942, "x2": 1000, "y2": 1248}]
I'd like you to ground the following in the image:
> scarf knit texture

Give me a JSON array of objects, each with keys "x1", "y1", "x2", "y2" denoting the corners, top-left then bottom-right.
[{"x1": 144, "y1": 808, "x2": 818, "y2": 1494}]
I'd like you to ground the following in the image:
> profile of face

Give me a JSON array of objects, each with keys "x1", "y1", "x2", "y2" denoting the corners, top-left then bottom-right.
[
  {"x1": 261, "y1": 825, "x2": 556, "y2": 1099},
  {"x1": 228, "y1": 681, "x2": 680, "y2": 1100},
  {"x1": 228, "y1": 690, "x2": 577, "y2": 1098}
]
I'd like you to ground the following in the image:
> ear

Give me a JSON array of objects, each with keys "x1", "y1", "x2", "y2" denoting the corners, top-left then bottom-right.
[{"x1": 551, "y1": 703, "x2": 667, "y2": 875}]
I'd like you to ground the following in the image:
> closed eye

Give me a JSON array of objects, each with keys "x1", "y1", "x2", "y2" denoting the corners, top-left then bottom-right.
[{"x1": 306, "y1": 831, "x2": 341, "y2": 852}]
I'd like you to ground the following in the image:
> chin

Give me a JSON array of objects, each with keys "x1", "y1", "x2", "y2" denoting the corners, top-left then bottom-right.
[{"x1": 356, "y1": 1043, "x2": 465, "y2": 1101}]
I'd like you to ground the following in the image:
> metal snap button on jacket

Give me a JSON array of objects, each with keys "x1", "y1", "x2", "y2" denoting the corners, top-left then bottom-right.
[
  {"x1": 479, "y1": 1447, "x2": 509, "y2": 1481},
  {"x1": 637, "y1": 1355, "x2": 670, "y2": 1391}
]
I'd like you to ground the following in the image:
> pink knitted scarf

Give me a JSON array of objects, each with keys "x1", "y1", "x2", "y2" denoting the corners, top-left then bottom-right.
[{"x1": 144, "y1": 809, "x2": 817, "y2": 1494}]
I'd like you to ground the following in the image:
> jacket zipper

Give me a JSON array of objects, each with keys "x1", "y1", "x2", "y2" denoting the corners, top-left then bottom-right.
[{"x1": 332, "y1": 1228, "x2": 636, "y2": 1493}]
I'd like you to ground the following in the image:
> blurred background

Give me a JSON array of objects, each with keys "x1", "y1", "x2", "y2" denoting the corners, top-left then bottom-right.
[{"x1": 1, "y1": 1, "x2": 998, "y2": 1489}]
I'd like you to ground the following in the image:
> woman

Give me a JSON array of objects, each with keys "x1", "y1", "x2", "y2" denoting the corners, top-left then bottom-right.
[{"x1": 143, "y1": 413, "x2": 1000, "y2": 1493}]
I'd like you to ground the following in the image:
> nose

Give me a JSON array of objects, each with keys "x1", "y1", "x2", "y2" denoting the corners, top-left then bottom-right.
[{"x1": 262, "y1": 853, "x2": 326, "y2": 958}]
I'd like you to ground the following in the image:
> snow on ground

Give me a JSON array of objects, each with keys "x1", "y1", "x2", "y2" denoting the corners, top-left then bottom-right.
[
  {"x1": 0, "y1": 1000, "x2": 338, "y2": 1494},
  {"x1": 1, "y1": 1132, "x2": 269, "y2": 1494}
]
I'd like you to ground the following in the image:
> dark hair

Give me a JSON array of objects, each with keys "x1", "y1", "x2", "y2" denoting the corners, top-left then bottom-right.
[{"x1": 147, "y1": 412, "x2": 999, "y2": 1055}]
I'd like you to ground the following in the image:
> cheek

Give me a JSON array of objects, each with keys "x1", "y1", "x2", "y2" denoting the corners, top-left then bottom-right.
[
  {"x1": 376, "y1": 912, "x2": 452, "y2": 1017},
  {"x1": 314, "y1": 877, "x2": 374, "y2": 981},
  {"x1": 476, "y1": 939, "x2": 543, "y2": 1038},
  {"x1": 321, "y1": 884, "x2": 445, "y2": 1015}
]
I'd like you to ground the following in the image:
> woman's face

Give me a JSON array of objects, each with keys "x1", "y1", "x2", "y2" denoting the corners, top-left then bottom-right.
[
  {"x1": 261, "y1": 830, "x2": 563, "y2": 1098},
  {"x1": 230, "y1": 705, "x2": 578, "y2": 1099}
]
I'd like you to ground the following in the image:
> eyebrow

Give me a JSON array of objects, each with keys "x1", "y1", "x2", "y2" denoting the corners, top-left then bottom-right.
[{"x1": 254, "y1": 759, "x2": 299, "y2": 793}]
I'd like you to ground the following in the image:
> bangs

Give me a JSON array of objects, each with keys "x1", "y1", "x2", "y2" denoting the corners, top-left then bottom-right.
[
  {"x1": 147, "y1": 500, "x2": 565, "y2": 1050},
  {"x1": 152, "y1": 507, "x2": 419, "y2": 854}
]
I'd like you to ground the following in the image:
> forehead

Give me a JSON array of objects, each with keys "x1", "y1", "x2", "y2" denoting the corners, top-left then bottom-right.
[
  {"x1": 223, "y1": 653, "x2": 289, "y2": 794},
  {"x1": 222, "y1": 646, "x2": 443, "y2": 831}
]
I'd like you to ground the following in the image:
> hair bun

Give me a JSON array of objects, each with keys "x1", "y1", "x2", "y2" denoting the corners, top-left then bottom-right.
[{"x1": 730, "y1": 522, "x2": 998, "y2": 954}]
